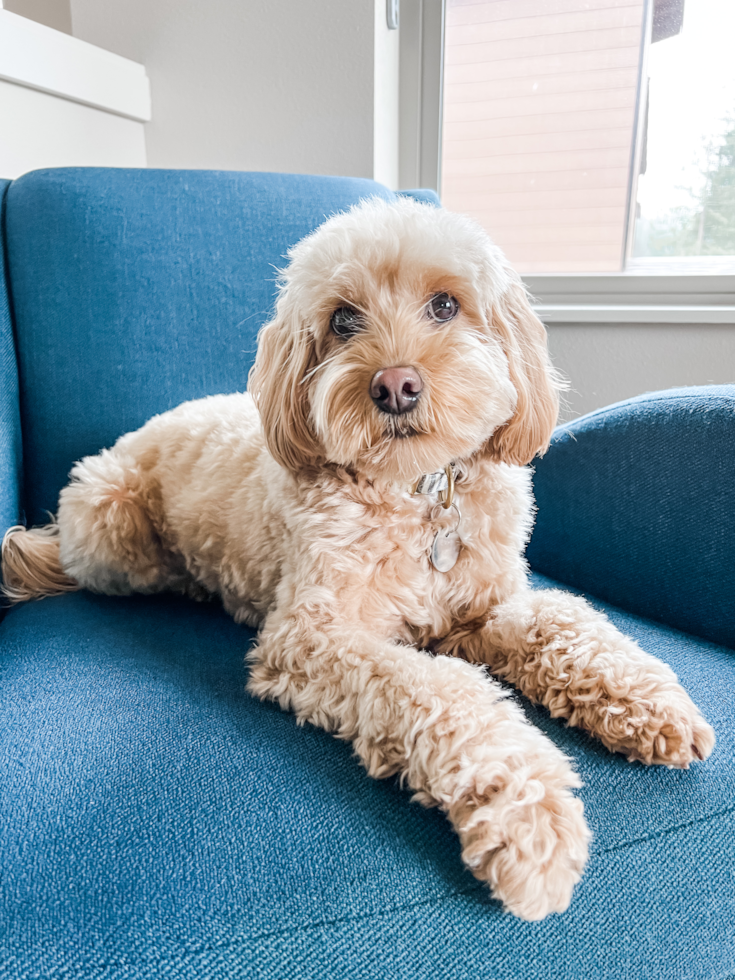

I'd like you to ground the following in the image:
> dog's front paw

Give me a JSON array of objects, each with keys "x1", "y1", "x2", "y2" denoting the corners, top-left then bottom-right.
[
  {"x1": 451, "y1": 772, "x2": 590, "y2": 921},
  {"x1": 606, "y1": 688, "x2": 716, "y2": 768}
]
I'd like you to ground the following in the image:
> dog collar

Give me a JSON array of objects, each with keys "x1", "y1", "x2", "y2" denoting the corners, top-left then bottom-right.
[{"x1": 411, "y1": 464, "x2": 455, "y2": 510}]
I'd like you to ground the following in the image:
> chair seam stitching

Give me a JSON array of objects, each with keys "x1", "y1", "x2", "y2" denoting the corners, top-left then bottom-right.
[
  {"x1": 590, "y1": 801, "x2": 735, "y2": 857},
  {"x1": 21, "y1": 805, "x2": 734, "y2": 974}
]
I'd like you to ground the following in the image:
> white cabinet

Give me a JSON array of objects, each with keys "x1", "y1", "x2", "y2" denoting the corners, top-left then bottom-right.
[{"x1": 0, "y1": 8, "x2": 150, "y2": 177}]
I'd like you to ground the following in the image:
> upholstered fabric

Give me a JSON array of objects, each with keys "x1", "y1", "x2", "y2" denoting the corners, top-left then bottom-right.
[
  {"x1": 527, "y1": 386, "x2": 735, "y2": 650},
  {"x1": 0, "y1": 179, "x2": 22, "y2": 547},
  {"x1": 4, "y1": 169, "x2": 396, "y2": 525},
  {"x1": 1, "y1": 169, "x2": 732, "y2": 979},
  {"x1": 1, "y1": 575, "x2": 733, "y2": 980}
]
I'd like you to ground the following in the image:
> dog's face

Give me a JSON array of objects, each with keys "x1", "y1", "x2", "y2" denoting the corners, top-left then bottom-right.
[{"x1": 250, "y1": 198, "x2": 560, "y2": 482}]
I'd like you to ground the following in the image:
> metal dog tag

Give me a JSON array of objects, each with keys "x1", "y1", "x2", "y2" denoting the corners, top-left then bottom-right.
[
  {"x1": 430, "y1": 528, "x2": 461, "y2": 572},
  {"x1": 430, "y1": 501, "x2": 462, "y2": 572}
]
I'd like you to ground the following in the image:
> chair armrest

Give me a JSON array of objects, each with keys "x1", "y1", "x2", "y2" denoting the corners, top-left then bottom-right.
[{"x1": 526, "y1": 385, "x2": 735, "y2": 649}]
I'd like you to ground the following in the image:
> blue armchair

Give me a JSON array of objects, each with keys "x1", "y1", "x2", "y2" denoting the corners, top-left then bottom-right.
[{"x1": 1, "y1": 169, "x2": 733, "y2": 980}]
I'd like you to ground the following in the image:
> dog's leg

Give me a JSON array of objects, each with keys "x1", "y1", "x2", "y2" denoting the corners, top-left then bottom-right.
[
  {"x1": 247, "y1": 599, "x2": 590, "y2": 921},
  {"x1": 54, "y1": 447, "x2": 178, "y2": 597},
  {"x1": 442, "y1": 588, "x2": 715, "y2": 768}
]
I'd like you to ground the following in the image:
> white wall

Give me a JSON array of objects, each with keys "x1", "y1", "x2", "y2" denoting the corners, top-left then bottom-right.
[
  {"x1": 547, "y1": 324, "x2": 735, "y2": 420},
  {"x1": 527, "y1": 275, "x2": 735, "y2": 419},
  {"x1": 3, "y1": 0, "x2": 71, "y2": 34},
  {"x1": 69, "y1": 0, "x2": 376, "y2": 177}
]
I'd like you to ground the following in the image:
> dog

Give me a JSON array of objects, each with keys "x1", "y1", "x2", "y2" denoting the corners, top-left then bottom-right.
[{"x1": 1, "y1": 196, "x2": 715, "y2": 921}]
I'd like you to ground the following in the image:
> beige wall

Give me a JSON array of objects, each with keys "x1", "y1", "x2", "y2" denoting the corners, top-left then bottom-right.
[
  {"x1": 548, "y1": 323, "x2": 735, "y2": 420},
  {"x1": 442, "y1": 0, "x2": 645, "y2": 272},
  {"x1": 69, "y1": 0, "x2": 376, "y2": 177},
  {"x1": 3, "y1": 0, "x2": 71, "y2": 33}
]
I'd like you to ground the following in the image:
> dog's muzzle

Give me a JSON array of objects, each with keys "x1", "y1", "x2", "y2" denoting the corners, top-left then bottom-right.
[{"x1": 370, "y1": 366, "x2": 423, "y2": 416}]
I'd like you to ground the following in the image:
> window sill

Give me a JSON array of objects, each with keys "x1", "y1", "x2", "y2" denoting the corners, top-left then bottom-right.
[
  {"x1": 533, "y1": 305, "x2": 735, "y2": 324},
  {"x1": 523, "y1": 273, "x2": 735, "y2": 325}
]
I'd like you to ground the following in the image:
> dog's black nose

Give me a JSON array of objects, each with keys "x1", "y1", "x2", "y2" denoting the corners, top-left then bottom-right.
[{"x1": 370, "y1": 367, "x2": 423, "y2": 415}]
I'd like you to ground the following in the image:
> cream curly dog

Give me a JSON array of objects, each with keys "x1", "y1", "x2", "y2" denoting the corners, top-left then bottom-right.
[{"x1": 2, "y1": 197, "x2": 715, "y2": 921}]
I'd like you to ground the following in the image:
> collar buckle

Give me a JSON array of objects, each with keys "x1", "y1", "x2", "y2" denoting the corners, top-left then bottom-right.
[{"x1": 412, "y1": 463, "x2": 455, "y2": 509}]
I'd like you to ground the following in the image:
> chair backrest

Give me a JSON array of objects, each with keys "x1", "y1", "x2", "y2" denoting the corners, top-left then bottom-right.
[
  {"x1": 0, "y1": 179, "x2": 22, "y2": 541},
  {"x1": 3, "y1": 169, "x2": 438, "y2": 524},
  {"x1": 527, "y1": 386, "x2": 735, "y2": 649}
]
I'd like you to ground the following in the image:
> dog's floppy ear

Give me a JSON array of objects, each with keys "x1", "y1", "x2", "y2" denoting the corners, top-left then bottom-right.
[
  {"x1": 248, "y1": 292, "x2": 323, "y2": 472},
  {"x1": 485, "y1": 281, "x2": 561, "y2": 466}
]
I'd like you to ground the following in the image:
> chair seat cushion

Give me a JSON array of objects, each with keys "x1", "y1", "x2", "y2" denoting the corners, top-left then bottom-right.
[{"x1": 1, "y1": 577, "x2": 733, "y2": 979}]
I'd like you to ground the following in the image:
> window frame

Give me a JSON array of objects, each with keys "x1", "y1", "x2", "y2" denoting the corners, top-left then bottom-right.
[
  {"x1": 398, "y1": 0, "x2": 446, "y2": 192},
  {"x1": 524, "y1": 272, "x2": 735, "y2": 324}
]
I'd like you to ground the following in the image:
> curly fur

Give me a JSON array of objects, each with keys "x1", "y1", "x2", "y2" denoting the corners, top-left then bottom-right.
[{"x1": 1, "y1": 197, "x2": 714, "y2": 920}]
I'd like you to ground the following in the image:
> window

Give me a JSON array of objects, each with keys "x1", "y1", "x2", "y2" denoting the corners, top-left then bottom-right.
[
  {"x1": 631, "y1": 0, "x2": 735, "y2": 271},
  {"x1": 441, "y1": 0, "x2": 735, "y2": 275}
]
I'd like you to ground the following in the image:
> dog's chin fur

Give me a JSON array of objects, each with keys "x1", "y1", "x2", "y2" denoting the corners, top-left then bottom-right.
[{"x1": 1, "y1": 195, "x2": 716, "y2": 923}]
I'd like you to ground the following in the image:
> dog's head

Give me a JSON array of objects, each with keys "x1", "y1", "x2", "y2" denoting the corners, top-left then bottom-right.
[{"x1": 249, "y1": 197, "x2": 560, "y2": 482}]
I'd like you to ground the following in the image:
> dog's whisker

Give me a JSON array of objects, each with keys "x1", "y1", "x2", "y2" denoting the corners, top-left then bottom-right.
[{"x1": 301, "y1": 353, "x2": 341, "y2": 384}]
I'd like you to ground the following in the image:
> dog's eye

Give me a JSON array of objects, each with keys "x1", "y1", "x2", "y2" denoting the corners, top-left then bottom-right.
[
  {"x1": 427, "y1": 293, "x2": 459, "y2": 323},
  {"x1": 330, "y1": 307, "x2": 361, "y2": 338}
]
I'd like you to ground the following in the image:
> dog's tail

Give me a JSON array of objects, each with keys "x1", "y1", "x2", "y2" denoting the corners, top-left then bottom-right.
[{"x1": 1, "y1": 524, "x2": 79, "y2": 603}]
